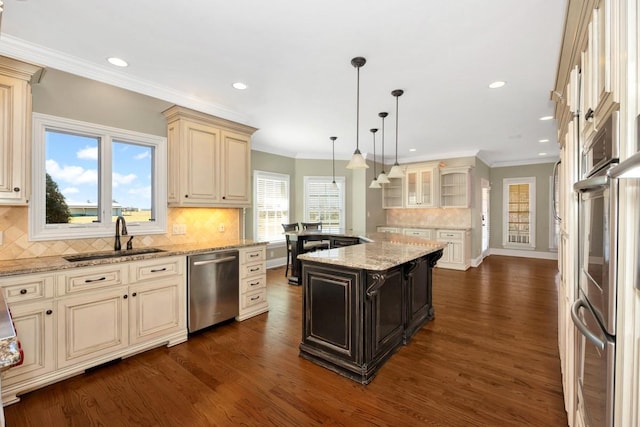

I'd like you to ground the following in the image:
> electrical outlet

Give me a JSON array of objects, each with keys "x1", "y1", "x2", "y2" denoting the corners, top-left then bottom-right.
[
  {"x1": 172, "y1": 224, "x2": 187, "y2": 235},
  {"x1": 218, "y1": 223, "x2": 225, "y2": 232}
]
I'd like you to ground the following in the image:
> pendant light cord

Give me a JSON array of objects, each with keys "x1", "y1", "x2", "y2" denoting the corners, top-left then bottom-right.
[
  {"x1": 356, "y1": 65, "x2": 360, "y2": 151},
  {"x1": 394, "y1": 94, "x2": 399, "y2": 163}
]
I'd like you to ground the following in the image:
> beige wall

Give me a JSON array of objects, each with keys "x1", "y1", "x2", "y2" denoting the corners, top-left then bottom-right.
[{"x1": 489, "y1": 163, "x2": 555, "y2": 253}]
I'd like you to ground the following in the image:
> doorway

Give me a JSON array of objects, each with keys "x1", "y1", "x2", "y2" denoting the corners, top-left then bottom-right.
[{"x1": 481, "y1": 179, "x2": 491, "y2": 258}]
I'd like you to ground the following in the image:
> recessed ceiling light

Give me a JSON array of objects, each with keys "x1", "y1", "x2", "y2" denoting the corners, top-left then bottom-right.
[
  {"x1": 539, "y1": 152, "x2": 548, "y2": 156},
  {"x1": 539, "y1": 116, "x2": 553, "y2": 121},
  {"x1": 409, "y1": 148, "x2": 417, "y2": 152},
  {"x1": 488, "y1": 81, "x2": 506, "y2": 89},
  {"x1": 232, "y1": 82, "x2": 248, "y2": 90},
  {"x1": 539, "y1": 139, "x2": 550, "y2": 143},
  {"x1": 107, "y1": 57, "x2": 128, "y2": 67}
]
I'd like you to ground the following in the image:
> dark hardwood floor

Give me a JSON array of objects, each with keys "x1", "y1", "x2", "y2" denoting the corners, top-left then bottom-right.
[{"x1": 4, "y1": 256, "x2": 568, "y2": 426}]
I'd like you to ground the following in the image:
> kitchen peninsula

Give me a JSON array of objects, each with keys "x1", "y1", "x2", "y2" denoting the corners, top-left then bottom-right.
[{"x1": 297, "y1": 233, "x2": 444, "y2": 384}]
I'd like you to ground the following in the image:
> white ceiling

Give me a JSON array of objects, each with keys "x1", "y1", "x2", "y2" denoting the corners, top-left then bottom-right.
[{"x1": 0, "y1": 0, "x2": 567, "y2": 166}]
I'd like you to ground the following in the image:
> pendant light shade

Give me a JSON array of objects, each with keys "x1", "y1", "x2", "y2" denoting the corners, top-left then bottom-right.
[
  {"x1": 346, "y1": 57, "x2": 369, "y2": 169},
  {"x1": 369, "y1": 128, "x2": 381, "y2": 189},
  {"x1": 376, "y1": 112, "x2": 390, "y2": 184},
  {"x1": 387, "y1": 89, "x2": 405, "y2": 179},
  {"x1": 330, "y1": 136, "x2": 339, "y2": 190}
]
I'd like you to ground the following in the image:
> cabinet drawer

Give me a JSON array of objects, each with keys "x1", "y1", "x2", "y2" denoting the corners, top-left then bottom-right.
[
  {"x1": 242, "y1": 247, "x2": 266, "y2": 264},
  {"x1": 241, "y1": 289, "x2": 267, "y2": 310},
  {"x1": 58, "y1": 265, "x2": 126, "y2": 295},
  {"x1": 403, "y1": 228, "x2": 434, "y2": 239},
  {"x1": 129, "y1": 257, "x2": 183, "y2": 283},
  {"x1": 2, "y1": 274, "x2": 54, "y2": 303},
  {"x1": 241, "y1": 276, "x2": 266, "y2": 293},
  {"x1": 242, "y1": 262, "x2": 265, "y2": 278},
  {"x1": 437, "y1": 230, "x2": 464, "y2": 241}
]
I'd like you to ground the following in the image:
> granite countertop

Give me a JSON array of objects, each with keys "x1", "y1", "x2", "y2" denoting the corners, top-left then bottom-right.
[
  {"x1": 0, "y1": 292, "x2": 21, "y2": 370},
  {"x1": 297, "y1": 232, "x2": 445, "y2": 271},
  {"x1": 0, "y1": 239, "x2": 266, "y2": 278},
  {"x1": 379, "y1": 224, "x2": 471, "y2": 231}
]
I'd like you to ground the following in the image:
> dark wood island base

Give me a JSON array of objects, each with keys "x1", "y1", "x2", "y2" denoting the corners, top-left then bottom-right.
[{"x1": 298, "y1": 245, "x2": 443, "y2": 384}]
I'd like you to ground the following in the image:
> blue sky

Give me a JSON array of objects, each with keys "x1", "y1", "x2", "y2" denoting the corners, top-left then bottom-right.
[{"x1": 46, "y1": 131, "x2": 152, "y2": 209}]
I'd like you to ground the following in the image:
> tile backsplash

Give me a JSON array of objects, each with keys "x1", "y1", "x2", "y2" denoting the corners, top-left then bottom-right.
[
  {"x1": 386, "y1": 208, "x2": 471, "y2": 228},
  {"x1": 0, "y1": 206, "x2": 240, "y2": 260}
]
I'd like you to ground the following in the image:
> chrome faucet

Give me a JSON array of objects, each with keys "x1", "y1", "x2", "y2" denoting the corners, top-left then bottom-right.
[{"x1": 114, "y1": 215, "x2": 128, "y2": 251}]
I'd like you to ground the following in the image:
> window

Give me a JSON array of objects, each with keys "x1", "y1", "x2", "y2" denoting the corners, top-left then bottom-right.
[
  {"x1": 303, "y1": 176, "x2": 345, "y2": 233},
  {"x1": 253, "y1": 171, "x2": 290, "y2": 243},
  {"x1": 30, "y1": 113, "x2": 167, "y2": 241},
  {"x1": 502, "y1": 177, "x2": 536, "y2": 249}
]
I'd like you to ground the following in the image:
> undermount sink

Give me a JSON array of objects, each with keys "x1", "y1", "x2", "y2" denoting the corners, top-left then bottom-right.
[{"x1": 64, "y1": 247, "x2": 166, "y2": 262}]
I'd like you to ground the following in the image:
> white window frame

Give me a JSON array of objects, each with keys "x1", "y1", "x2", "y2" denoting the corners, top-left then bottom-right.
[
  {"x1": 30, "y1": 113, "x2": 167, "y2": 241},
  {"x1": 502, "y1": 177, "x2": 536, "y2": 250},
  {"x1": 253, "y1": 170, "x2": 290, "y2": 244},
  {"x1": 303, "y1": 176, "x2": 346, "y2": 233}
]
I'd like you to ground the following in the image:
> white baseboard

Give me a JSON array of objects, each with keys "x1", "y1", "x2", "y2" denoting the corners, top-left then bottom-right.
[
  {"x1": 266, "y1": 257, "x2": 287, "y2": 269},
  {"x1": 489, "y1": 248, "x2": 558, "y2": 260}
]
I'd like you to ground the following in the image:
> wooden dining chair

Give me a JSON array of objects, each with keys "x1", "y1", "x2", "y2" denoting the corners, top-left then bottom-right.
[
  {"x1": 300, "y1": 222, "x2": 330, "y2": 251},
  {"x1": 281, "y1": 223, "x2": 299, "y2": 277}
]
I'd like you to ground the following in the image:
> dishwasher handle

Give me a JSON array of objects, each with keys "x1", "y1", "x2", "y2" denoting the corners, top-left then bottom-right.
[
  {"x1": 192, "y1": 256, "x2": 237, "y2": 266},
  {"x1": 571, "y1": 298, "x2": 605, "y2": 350}
]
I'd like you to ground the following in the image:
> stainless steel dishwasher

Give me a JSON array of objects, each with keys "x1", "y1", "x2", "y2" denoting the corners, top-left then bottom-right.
[{"x1": 187, "y1": 250, "x2": 239, "y2": 332}]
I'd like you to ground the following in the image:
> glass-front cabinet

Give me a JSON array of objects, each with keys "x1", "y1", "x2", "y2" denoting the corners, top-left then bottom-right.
[{"x1": 404, "y1": 163, "x2": 438, "y2": 208}]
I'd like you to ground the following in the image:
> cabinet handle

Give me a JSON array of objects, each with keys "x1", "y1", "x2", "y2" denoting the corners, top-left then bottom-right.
[
  {"x1": 19, "y1": 289, "x2": 27, "y2": 295},
  {"x1": 185, "y1": 194, "x2": 189, "y2": 198},
  {"x1": 250, "y1": 281, "x2": 260, "y2": 287},
  {"x1": 249, "y1": 267, "x2": 260, "y2": 272},
  {"x1": 222, "y1": 196, "x2": 226, "y2": 200},
  {"x1": 123, "y1": 294, "x2": 128, "y2": 299},
  {"x1": 85, "y1": 277, "x2": 107, "y2": 283},
  {"x1": 132, "y1": 292, "x2": 137, "y2": 297},
  {"x1": 250, "y1": 296, "x2": 260, "y2": 301},
  {"x1": 249, "y1": 253, "x2": 259, "y2": 258},
  {"x1": 150, "y1": 268, "x2": 167, "y2": 273},
  {"x1": 46, "y1": 309, "x2": 53, "y2": 315},
  {"x1": 13, "y1": 187, "x2": 20, "y2": 192}
]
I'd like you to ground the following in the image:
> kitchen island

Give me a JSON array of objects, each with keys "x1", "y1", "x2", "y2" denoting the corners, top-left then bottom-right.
[{"x1": 297, "y1": 233, "x2": 444, "y2": 384}]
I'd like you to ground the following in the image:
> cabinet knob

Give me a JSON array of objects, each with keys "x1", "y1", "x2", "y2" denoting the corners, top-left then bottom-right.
[
  {"x1": 19, "y1": 289, "x2": 27, "y2": 295},
  {"x1": 46, "y1": 309, "x2": 53, "y2": 315},
  {"x1": 123, "y1": 294, "x2": 128, "y2": 299},
  {"x1": 132, "y1": 292, "x2": 137, "y2": 297},
  {"x1": 13, "y1": 187, "x2": 20, "y2": 192},
  {"x1": 185, "y1": 194, "x2": 189, "y2": 198},
  {"x1": 222, "y1": 196, "x2": 226, "y2": 200}
]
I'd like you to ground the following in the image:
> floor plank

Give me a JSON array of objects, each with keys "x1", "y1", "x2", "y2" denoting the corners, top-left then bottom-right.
[{"x1": 4, "y1": 255, "x2": 568, "y2": 426}]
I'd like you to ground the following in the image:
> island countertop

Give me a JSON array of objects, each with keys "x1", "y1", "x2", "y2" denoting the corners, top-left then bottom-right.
[{"x1": 297, "y1": 232, "x2": 445, "y2": 271}]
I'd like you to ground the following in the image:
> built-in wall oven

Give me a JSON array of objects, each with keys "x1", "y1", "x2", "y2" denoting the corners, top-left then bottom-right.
[{"x1": 572, "y1": 111, "x2": 618, "y2": 427}]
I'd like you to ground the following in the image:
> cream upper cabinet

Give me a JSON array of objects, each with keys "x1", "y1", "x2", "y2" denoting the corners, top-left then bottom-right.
[
  {"x1": 439, "y1": 166, "x2": 471, "y2": 208},
  {"x1": 404, "y1": 163, "x2": 438, "y2": 208},
  {"x1": 382, "y1": 176, "x2": 404, "y2": 208},
  {"x1": 0, "y1": 56, "x2": 42, "y2": 205},
  {"x1": 163, "y1": 105, "x2": 257, "y2": 207}
]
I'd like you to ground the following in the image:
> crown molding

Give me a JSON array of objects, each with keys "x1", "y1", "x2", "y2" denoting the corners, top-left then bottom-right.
[{"x1": 0, "y1": 34, "x2": 249, "y2": 125}]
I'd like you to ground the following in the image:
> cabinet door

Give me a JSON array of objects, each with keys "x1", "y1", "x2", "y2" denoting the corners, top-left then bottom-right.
[
  {"x1": 450, "y1": 241, "x2": 464, "y2": 264},
  {"x1": 419, "y1": 169, "x2": 435, "y2": 206},
  {"x1": 220, "y1": 131, "x2": 251, "y2": 205},
  {"x1": 0, "y1": 74, "x2": 30, "y2": 204},
  {"x1": 182, "y1": 120, "x2": 221, "y2": 204},
  {"x1": 405, "y1": 167, "x2": 436, "y2": 207},
  {"x1": 129, "y1": 279, "x2": 185, "y2": 345},
  {"x1": 405, "y1": 169, "x2": 419, "y2": 206},
  {"x1": 1, "y1": 300, "x2": 55, "y2": 386},
  {"x1": 57, "y1": 287, "x2": 129, "y2": 368}
]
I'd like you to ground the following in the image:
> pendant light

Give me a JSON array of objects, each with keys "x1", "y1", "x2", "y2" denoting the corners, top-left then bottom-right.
[
  {"x1": 387, "y1": 89, "x2": 405, "y2": 178},
  {"x1": 330, "y1": 136, "x2": 339, "y2": 190},
  {"x1": 377, "y1": 112, "x2": 390, "y2": 184},
  {"x1": 346, "y1": 57, "x2": 369, "y2": 169},
  {"x1": 369, "y1": 129, "x2": 381, "y2": 189}
]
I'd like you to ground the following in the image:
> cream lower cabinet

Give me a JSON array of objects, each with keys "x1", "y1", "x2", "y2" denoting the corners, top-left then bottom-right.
[
  {"x1": 237, "y1": 246, "x2": 268, "y2": 321},
  {"x1": 1, "y1": 256, "x2": 187, "y2": 404},
  {"x1": 0, "y1": 273, "x2": 55, "y2": 403},
  {"x1": 436, "y1": 229, "x2": 471, "y2": 271}
]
